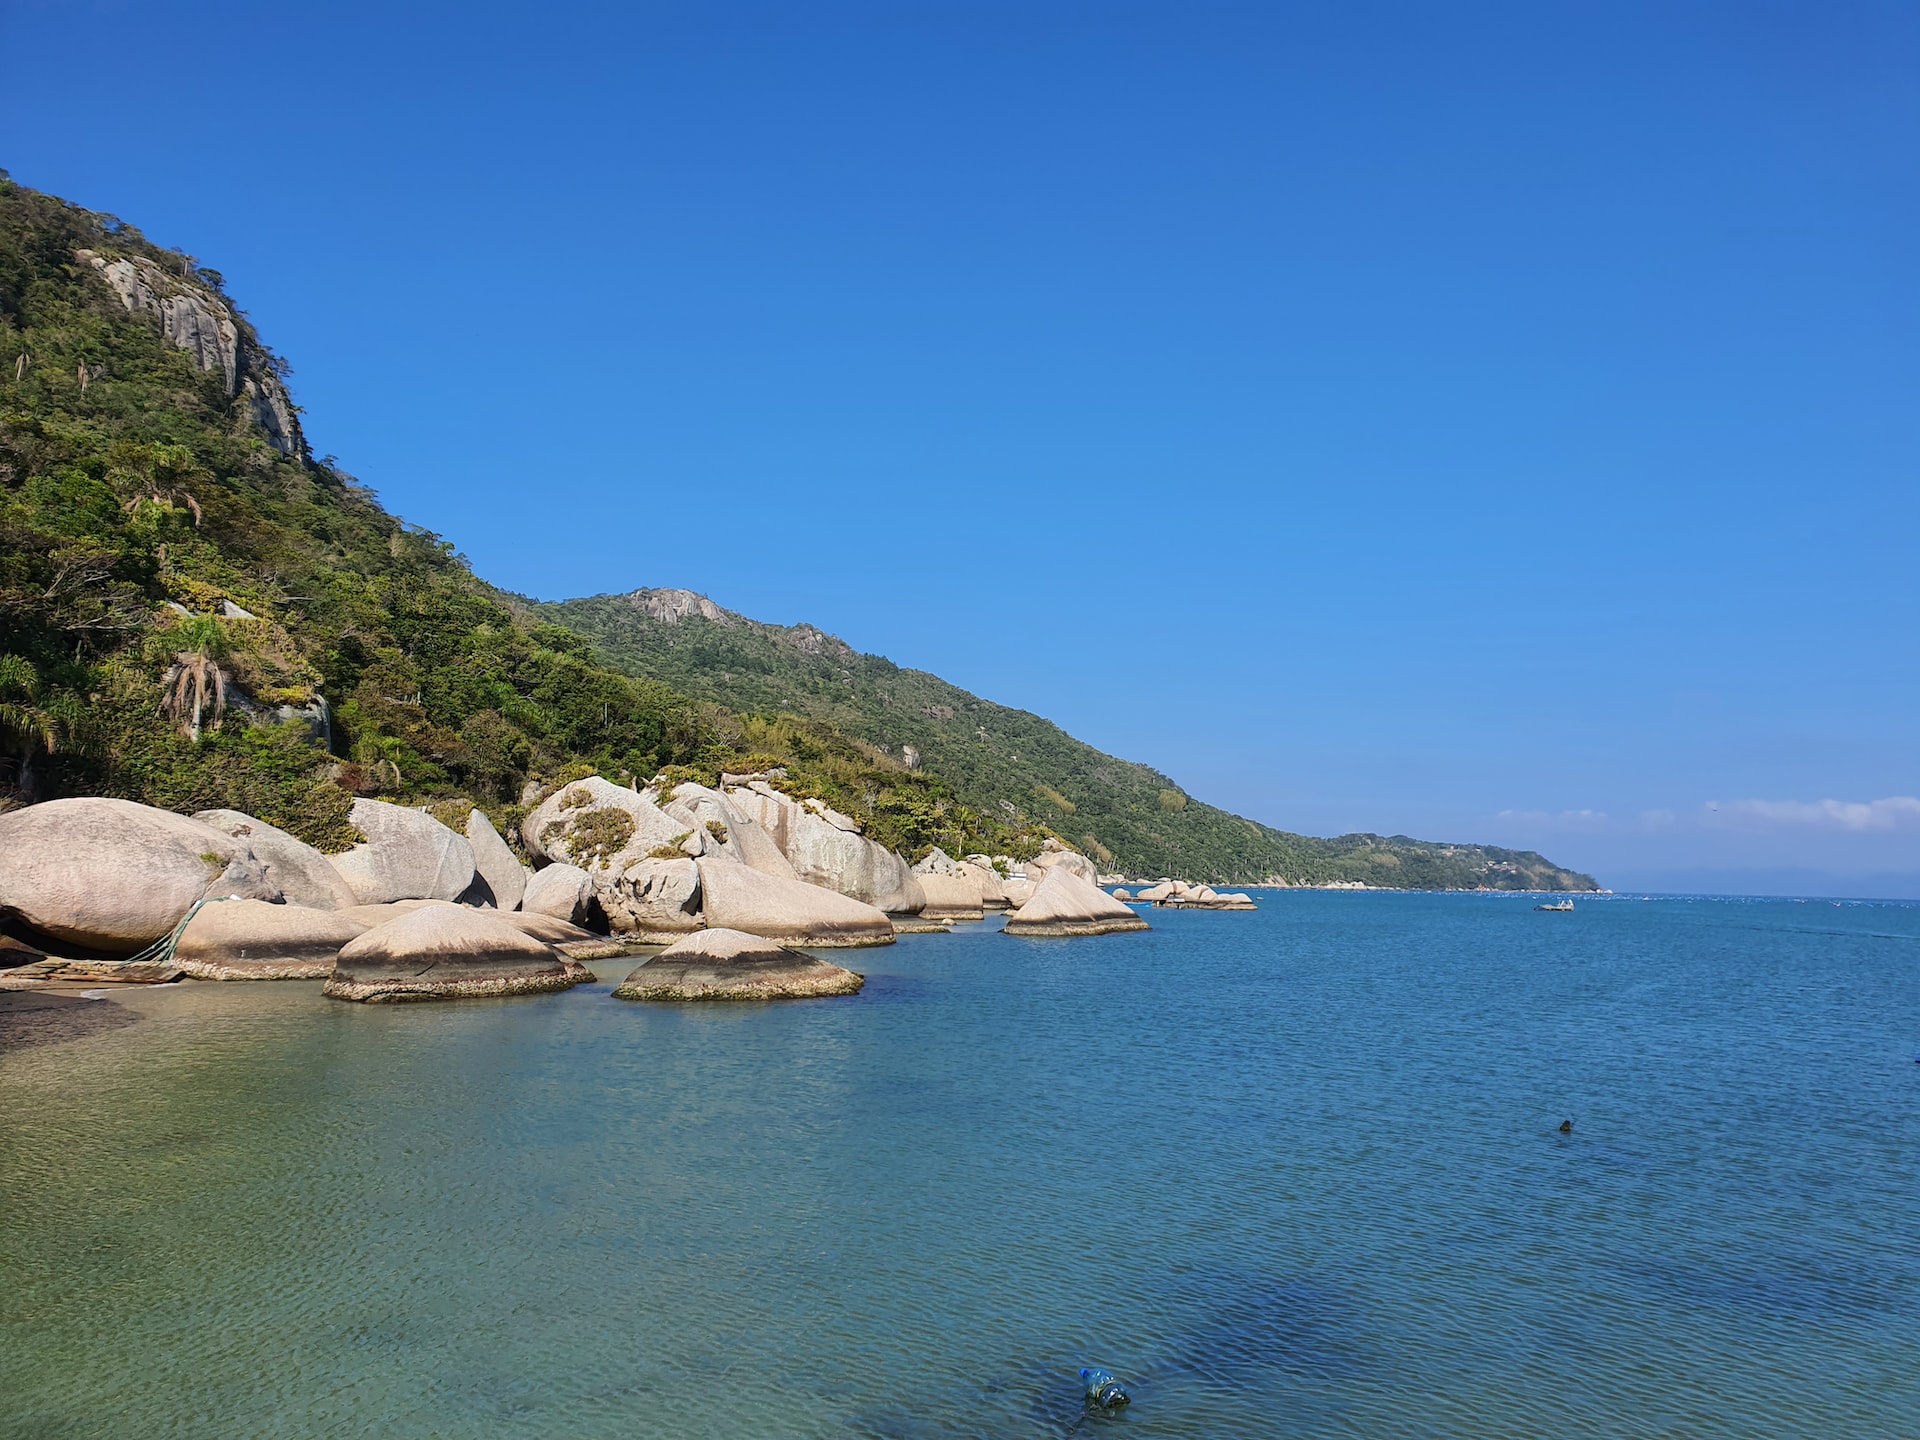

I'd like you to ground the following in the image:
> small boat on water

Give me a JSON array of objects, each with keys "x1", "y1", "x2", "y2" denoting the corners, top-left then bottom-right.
[{"x1": 1534, "y1": 899, "x2": 1575, "y2": 912}]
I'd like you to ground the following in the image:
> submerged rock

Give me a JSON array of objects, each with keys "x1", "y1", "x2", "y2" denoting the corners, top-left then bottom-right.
[
  {"x1": 465, "y1": 809, "x2": 530, "y2": 910},
  {"x1": 695, "y1": 857, "x2": 895, "y2": 948},
  {"x1": 612, "y1": 927, "x2": 863, "y2": 1001},
  {"x1": 193, "y1": 809, "x2": 359, "y2": 910},
  {"x1": 0, "y1": 798, "x2": 277, "y2": 954},
  {"x1": 327, "y1": 799, "x2": 476, "y2": 905},
  {"x1": 172, "y1": 898, "x2": 368, "y2": 980},
  {"x1": 1003, "y1": 867, "x2": 1151, "y2": 938},
  {"x1": 324, "y1": 906, "x2": 579, "y2": 1003}
]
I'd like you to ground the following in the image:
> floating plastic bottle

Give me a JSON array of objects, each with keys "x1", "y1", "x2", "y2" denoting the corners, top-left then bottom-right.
[{"x1": 1080, "y1": 1367, "x2": 1130, "y2": 1408}]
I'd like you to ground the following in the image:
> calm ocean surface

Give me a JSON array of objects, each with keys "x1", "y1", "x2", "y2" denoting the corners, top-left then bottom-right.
[{"x1": 2, "y1": 892, "x2": 1916, "y2": 1438}]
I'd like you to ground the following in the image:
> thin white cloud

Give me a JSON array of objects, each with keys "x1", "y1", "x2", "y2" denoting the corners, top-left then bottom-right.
[{"x1": 1709, "y1": 796, "x2": 1920, "y2": 832}]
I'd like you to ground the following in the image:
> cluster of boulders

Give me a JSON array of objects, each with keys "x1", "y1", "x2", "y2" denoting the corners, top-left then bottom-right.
[
  {"x1": 1115, "y1": 879, "x2": 1258, "y2": 910},
  {"x1": 0, "y1": 779, "x2": 1155, "y2": 1004}
]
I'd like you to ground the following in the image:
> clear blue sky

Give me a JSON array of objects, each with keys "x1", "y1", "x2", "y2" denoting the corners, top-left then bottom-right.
[{"x1": 6, "y1": 1, "x2": 1916, "y2": 894}]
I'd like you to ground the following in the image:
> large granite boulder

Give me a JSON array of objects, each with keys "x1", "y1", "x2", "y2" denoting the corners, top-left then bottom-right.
[
  {"x1": 660, "y1": 781, "x2": 799, "y2": 881},
  {"x1": 520, "y1": 863, "x2": 594, "y2": 924},
  {"x1": 1001, "y1": 876, "x2": 1037, "y2": 908},
  {"x1": 613, "y1": 928, "x2": 863, "y2": 1002},
  {"x1": 465, "y1": 809, "x2": 530, "y2": 910},
  {"x1": 0, "y1": 798, "x2": 278, "y2": 954},
  {"x1": 326, "y1": 799, "x2": 476, "y2": 905},
  {"x1": 723, "y1": 781, "x2": 925, "y2": 913},
  {"x1": 193, "y1": 809, "x2": 359, "y2": 910},
  {"x1": 695, "y1": 857, "x2": 894, "y2": 948},
  {"x1": 520, "y1": 776, "x2": 688, "y2": 870},
  {"x1": 324, "y1": 906, "x2": 579, "y2": 1003},
  {"x1": 173, "y1": 898, "x2": 368, "y2": 980},
  {"x1": 1003, "y1": 867, "x2": 1151, "y2": 938},
  {"x1": 915, "y1": 871, "x2": 984, "y2": 921},
  {"x1": 1025, "y1": 839, "x2": 1100, "y2": 886},
  {"x1": 1133, "y1": 881, "x2": 1176, "y2": 903},
  {"x1": 594, "y1": 856, "x2": 704, "y2": 941},
  {"x1": 963, "y1": 856, "x2": 1011, "y2": 908}
]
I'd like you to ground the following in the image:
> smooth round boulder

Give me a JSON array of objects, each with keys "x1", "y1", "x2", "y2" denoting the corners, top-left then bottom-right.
[
  {"x1": 695, "y1": 857, "x2": 895, "y2": 948},
  {"x1": 613, "y1": 928, "x2": 863, "y2": 1001},
  {"x1": 0, "y1": 798, "x2": 278, "y2": 954},
  {"x1": 521, "y1": 863, "x2": 594, "y2": 924},
  {"x1": 1003, "y1": 867, "x2": 1151, "y2": 938},
  {"x1": 173, "y1": 899, "x2": 368, "y2": 980},
  {"x1": 193, "y1": 809, "x2": 360, "y2": 910},
  {"x1": 324, "y1": 906, "x2": 579, "y2": 1003}
]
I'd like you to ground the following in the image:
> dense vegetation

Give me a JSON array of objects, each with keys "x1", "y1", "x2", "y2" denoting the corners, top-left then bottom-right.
[
  {"x1": 548, "y1": 591, "x2": 1598, "y2": 889},
  {"x1": 0, "y1": 177, "x2": 1594, "y2": 887}
]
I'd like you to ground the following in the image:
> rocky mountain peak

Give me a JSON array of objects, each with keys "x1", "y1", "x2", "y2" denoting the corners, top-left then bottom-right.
[{"x1": 626, "y1": 588, "x2": 736, "y2": 626}]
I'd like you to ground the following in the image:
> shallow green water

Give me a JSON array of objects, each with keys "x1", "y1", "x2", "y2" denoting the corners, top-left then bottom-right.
[{"x1": 3, "y1": 893, "x2": 1916, "y2": 1437}]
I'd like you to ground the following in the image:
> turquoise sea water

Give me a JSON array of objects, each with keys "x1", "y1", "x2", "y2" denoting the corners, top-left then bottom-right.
[{"x1": 2, "y1": 892, "x2": 1916, "y2": 1438}]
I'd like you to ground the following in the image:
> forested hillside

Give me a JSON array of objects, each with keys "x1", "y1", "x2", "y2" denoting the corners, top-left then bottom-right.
[
  {"x1": 548, "y1": 590, "x2": 1598, "y2": 889},
  {"x1": 0, "y1": 177, "x2": 1595, "y2": 888}
]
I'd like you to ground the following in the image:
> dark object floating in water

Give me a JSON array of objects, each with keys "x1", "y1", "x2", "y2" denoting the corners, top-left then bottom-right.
[
  {"x1": 1081, "y1": 1367, "x2": 1129, "y2": 1409},
  {"x1": 1535, "y1": 899, "x2": 1575, "y2": 912},
  {"x1": 1559, "y1": 1118, "x2": 1573, "y2": 1134}
]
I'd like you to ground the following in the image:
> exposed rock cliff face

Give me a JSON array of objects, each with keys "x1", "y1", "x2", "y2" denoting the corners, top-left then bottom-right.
[
  {"x1": 631, "y1": 588, "x2": 734, "y2": 625},
  {"x1": 75, "y1": 248, "x2": 303, "y2": 457}
]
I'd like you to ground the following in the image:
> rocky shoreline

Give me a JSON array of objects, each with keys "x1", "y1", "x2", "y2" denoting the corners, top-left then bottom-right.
[{"x1": 0, "y1": 775, "x2": 1261, "y2": 1012}]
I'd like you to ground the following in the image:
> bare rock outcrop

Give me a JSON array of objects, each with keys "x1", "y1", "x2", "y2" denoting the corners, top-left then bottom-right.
[
  {"x1": 659, "y1": 782, "x2": 798, "y2": 881},
  {"x1": 0, "y1": 798, "x2": 278, "y2": 954},
  {"x1": 1003, "y1": 867, "x2": 1151, "y2": 939},
  {"x1": 723, "y1": 781, "x2": 926, "y2": 913},
  {"x1": 613, "y1": 927, "x2": 863, "y2": 1001},
  {"x1": 324, "y1": 906, "x2": 579, "y2": 1003},
  {"x1": 327, "y1": 799, "x2": 476, "y2": 905},
  {"x1": 193, "y1": 808, "x2": 359, "y2": 910},
  {"x1": 172, "y1": 899, "x2": 368, "y2": 980},
  {"x1": 76, "y1": 248, "x2": 302, "y2": 456}
]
